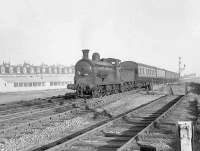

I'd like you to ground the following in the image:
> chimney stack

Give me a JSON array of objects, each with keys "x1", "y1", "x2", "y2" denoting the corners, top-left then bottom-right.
[{"x1": 82, "y1": 49, "x2": 89, "y2": 59}]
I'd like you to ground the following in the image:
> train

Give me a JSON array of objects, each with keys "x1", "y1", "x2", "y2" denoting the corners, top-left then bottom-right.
[{"x1": 68, "y1": 49, "x2": 179, "y2": 97}]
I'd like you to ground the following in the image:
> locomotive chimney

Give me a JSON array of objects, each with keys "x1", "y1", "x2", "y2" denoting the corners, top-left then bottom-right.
[{"x1": 82, "y1": 49, "x2": 89, "y2": 59}]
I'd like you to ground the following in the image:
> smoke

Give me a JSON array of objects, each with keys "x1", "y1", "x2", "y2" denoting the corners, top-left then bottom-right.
[{"x1": 80, "y1": 21, "x2": 93, "y2": 49}]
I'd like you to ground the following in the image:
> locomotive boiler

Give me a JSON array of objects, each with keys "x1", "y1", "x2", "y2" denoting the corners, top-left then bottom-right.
[{"x1": 69, "y1": 49, "x2": 121, "y2": 97}]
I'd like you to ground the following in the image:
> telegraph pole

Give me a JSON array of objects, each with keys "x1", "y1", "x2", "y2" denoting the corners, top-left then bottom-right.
[
  {"x1": 178, "y1": 57, "x2": 186, "y2": 78},
  {"x1": 179, "y1": 57, "x2": 181, "y2": 78}
]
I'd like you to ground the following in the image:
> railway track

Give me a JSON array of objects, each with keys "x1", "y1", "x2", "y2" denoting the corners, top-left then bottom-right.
[
  {"x1": 21, "y1": 96, "x2": 180, "y2": 150},
  {"x1": 118, "y1": 94, "x2": 199, "y2": 151},
  {"x1": 0, "y1": 93, "x2": 78, "y2": 126},
  {"x1": 0, "y1": 89, "x2": 147, "y2": 151},
  {"x1": 0, "y1": 95, "x2": 71, "y2": 117},
  {"x1": 0, "y1": 89, "x2": 144, "y2": 131},
  {"x1": 0, "y1": 103, "x2": 74, "y2": 130},
  {"x1": 43, "y1": 95, "x2": 183, "y2": 151}
]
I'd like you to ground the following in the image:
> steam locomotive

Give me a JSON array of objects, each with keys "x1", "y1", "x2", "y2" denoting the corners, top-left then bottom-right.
[{"x1": 68, "y1": 49, "x2": 179, "y2": 97}]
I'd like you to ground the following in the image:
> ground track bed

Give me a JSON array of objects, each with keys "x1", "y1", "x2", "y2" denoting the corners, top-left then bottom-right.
[
  {"x1": 0, "y1": 89, "x2": 149, "y2": 151},
  {"x1": 44, "y1": 95, "x2": 182, "y2": 151}
]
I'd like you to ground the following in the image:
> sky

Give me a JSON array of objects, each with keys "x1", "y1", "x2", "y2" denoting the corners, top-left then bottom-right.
[{"x1": 0, "y1": 0, "x2": 199, "y2": 75}]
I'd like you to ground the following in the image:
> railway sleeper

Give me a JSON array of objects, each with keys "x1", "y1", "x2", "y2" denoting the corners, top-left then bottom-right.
[
  {"x1": 102, "y1": 132, "x2": 139, "y2": 138},
  {"x1": 102, "y1": 129, "x2": 142, "y2": 137},
  {"x1": 123, "y1": 119, "x2": 155, "y2": 125},
  {"x1": 138, "y1": 131, "x2": 176, "y2": 139},
  {"x1": 113, "y1": 122, "x2": 139, "y2": 129},
  {"x1": 73, "y1": 140, "x2": 125, "y2": 148},
  {"x1": 82, "y1": 135, "x2": 130, "y2": 142}
]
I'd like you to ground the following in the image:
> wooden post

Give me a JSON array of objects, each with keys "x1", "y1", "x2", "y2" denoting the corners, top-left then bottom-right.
[
  {"x1": 178, "y1": 121, "x2": 193, "y2": 151},
  {"x1": 185, "y1": 82, "x2": 189, "y2": 94}
]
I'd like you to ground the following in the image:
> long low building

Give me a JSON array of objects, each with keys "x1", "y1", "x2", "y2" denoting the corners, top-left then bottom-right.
[{"x1": 0, "y1": 74, "x2": 74, "y2": 92}]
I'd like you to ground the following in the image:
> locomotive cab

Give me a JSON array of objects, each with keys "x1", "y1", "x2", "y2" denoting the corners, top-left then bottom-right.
[{"x1": 101, "y1": 58, "x2": 121, "y2": 66}]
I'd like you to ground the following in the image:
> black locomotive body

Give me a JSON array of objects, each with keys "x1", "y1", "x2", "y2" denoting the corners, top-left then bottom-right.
[
  {"x1": 72, "y1": 49, "x2": 121, "y2": 97},
  {"x1": 68, "y1": 49, "x2": 179, "y2": 97}
]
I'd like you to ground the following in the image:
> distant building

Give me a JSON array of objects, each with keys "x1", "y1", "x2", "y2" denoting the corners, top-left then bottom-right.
[
  {"x1": 0, "y1": 62, "x2": 75, "y2": 92},
  {"x1": 0, "y1": 62, "x2": 75, "y2": 75},
  {"x1": 182, "y1": 73, "x2": 196, "y2": 78}
]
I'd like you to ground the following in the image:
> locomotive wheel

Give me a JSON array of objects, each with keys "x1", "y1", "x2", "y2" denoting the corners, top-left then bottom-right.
[
  {"x1": 101, "y1": 85, "x2": 107, "y2": 96},
  {"x1": 92, "y1": 89, "x2": 99, "y2": 98},
  {"x1": 92, "y1": 86, "x2": 101, "y2": 98},
  {"x1": 121, "y1": 86, "x2": 125, "y2": 92},
  {"x1": 113, "y1": 85, "x2": 119, "y2": 94},
  {"x1": 106, "y1": 85, "x2": 112, "y2": 95}
]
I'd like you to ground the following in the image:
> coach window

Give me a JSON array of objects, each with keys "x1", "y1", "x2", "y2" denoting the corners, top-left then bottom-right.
[
  {"x1": 14, "y1": 82, "x2": 18, "y2": 87},
  {"x1": 24, "y1": 83, "x2": 28, "y2": 87},
  {"x1": 28, "y1": 83, "x2": 32, "y2": 87},
  {"x1": 42, "y1": 82, "x2": 45, "y2": 86},
  {"x1": 33, "y1": 82, "x2": 37, "y2": 87},
  {"x1": 50, "y1": 82, "x2": 53, "y2": 86},
  {"x1": 144, "y1": 68, "x2": 148, "y2": 76},
  {"x1": 19, "y1": 82, "x2": 23, "y2": 87}
]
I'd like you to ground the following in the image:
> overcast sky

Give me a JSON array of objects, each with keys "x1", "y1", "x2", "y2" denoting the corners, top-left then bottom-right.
[{"x1": 0, "y1": 0, "x2": 199, "y2": 75}]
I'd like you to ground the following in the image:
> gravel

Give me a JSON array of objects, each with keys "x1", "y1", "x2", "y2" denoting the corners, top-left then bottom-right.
[
  {"x1": 0, "y1": 116, "x2": 91, "y2": 151},
  {"x1": 0, "y1": 90, "x2": 163, "y2": 151}
]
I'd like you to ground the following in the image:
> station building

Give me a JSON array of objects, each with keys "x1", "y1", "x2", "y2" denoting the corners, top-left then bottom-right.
[
  {"x1": 0, "y1": 74, "x2": 73, "y2": 92},
  {"x1": 0, "y1": 62, "x2": 74, "y2": 93}
]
